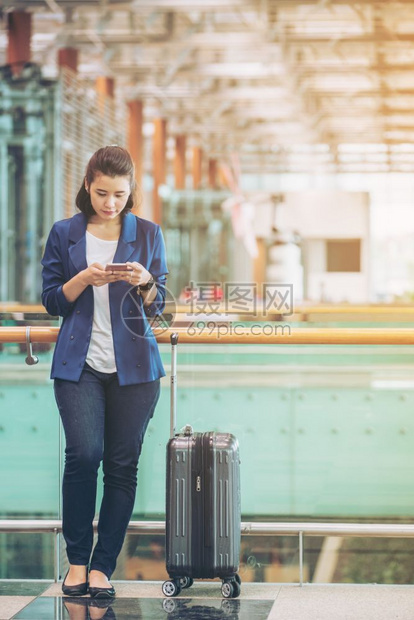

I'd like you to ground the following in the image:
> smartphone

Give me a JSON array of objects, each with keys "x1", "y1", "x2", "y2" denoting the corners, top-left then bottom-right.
[{"x1": 105, "y1": 263, "x2": 133, "y2": 271}]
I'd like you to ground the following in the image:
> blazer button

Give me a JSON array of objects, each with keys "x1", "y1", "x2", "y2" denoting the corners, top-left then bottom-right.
[
  {"x1": 132, "y1": 337, "x2": 136, "y2": 341},
  {"x1": 129, "y1": 310, "x2": 133, "y2": 315},
  {"x1": 70, "y1": 335, "x2": 74, "y2": 340},
  {"x1": 76, "y1": 310, "x2": 80, "y2": 314},
  {"x1": 136, "y1": 364, "x2": 141, "y2": 368},
  {"x1": 62, "y1": 361, "x2": 67, "y2": 365}
]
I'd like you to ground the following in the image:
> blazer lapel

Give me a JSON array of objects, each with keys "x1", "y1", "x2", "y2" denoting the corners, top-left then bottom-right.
[
  {"x1": 68, "y1": 213, "x2": 88, "y2": 275},
  {"x1": 68, "y1": 211, "x2": 137, "y2": 276},
  {"x1": 112, "y1": 212, "x2": 137, "y2": 264}
]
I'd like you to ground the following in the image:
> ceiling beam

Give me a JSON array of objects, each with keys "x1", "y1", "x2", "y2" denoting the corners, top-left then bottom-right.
[
  {"x1": 269, "y1": 0, "x2": 414, "y2": 5},
  {"x1": 299, "y1": 64, "x2": 414, "y2": 73},
  {"x1": 43, "y1": 28, "x2": 414, "y2": 46},
  {"x1": 277, "y1": 33, "x2": 414, "y2": 44},
  {"x1": 132, "y1": 0, "x2": 252, "y2": 7},
  {"x1": 0, "y1": 0, "x2": 252, "y2": 9}
]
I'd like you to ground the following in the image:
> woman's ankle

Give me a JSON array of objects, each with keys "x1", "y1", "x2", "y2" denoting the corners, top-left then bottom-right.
[
  {"x1": 89, "y1": 569, "x2": 111, "y2": 587},
  {"x1": 65, "y1": 564, "x2": 88, "y2": 584}
]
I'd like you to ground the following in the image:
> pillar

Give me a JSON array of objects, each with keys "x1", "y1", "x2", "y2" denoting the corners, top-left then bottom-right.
[
  {"x1": 95, "y1": 76, "x2": 114, "y2": 125},
  {"x1": 174, "y1": 135, "x2": 186, "y2": 190},
  {"x1": 58, "y1": 47, "x2": 78, "y2": 72},
  {"x1": 58, "y1": 49, "x2": 78, "y2": 219},
  {"x1": 208, "y1": 158, "x2": 218, "y2": 189},
  {"x1": 253, "y1": 239, "x2": 267, "y2": 301},
  {"x1": 152, "y1": 118, "x2": 167, "y2": 225},
  {"x1": 95, "y1": 76, "x2": 115, "y2": 98},
  {"x1": 218, "y1": 165, "x2": 228, "y2": 189},
  {"x1": 127, "y1": 100, "x2": 144, "y2": 207},
  {"x1": 192, "y1": 146, "x2": 203, "y2": 189},
  {"x1": 7, "y1": 11, "x2": 31, "y2": 75}
]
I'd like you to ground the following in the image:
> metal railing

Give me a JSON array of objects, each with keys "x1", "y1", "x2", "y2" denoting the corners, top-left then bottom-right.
[
  {"x1": 4, "y1": 302, "x2": 414, "y2": 317},
  {"x1": 2, "y1": 325, "x2": 414, "y2": 345},
  {"x1": 2, "y1": 519, "x2": 414, "y2": 586}
]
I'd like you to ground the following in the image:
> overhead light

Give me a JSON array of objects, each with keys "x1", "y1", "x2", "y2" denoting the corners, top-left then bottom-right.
[
  {"x1": 158, "y1": 184, "x2": 171, "y2": 199},
  {"x1": 143, "y1": 122, "x2": 155, "y2": 137}
]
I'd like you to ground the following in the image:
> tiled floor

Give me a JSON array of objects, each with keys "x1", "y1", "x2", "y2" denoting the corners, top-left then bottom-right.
[{"x1": 1, "y1": 581, "x2": 414, "y2": 620}]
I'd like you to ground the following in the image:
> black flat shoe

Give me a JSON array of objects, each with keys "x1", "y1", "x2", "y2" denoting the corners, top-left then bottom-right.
[
  {"x1": 62, "y1": 569, "x2": 88, "y2": 596},
  {"x1": 89, "y1": 585, "x2": 116, "y2": 599},
  {"x1": 90, "y1": 597, "x2": 115, "y2": 609}
]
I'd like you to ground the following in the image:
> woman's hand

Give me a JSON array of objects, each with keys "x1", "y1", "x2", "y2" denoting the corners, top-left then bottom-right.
[
  {"x1": 62, "y1": 263, "x2": 123, "y2": 303},
  {"x1": 115, "y1": 262, "x2": 152, "y2": 287},
  {"x1": 80, "y1": 263, "x2": 123, "y2": 287}
]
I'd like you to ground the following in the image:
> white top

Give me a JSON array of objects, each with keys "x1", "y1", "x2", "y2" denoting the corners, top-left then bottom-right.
[{"x1": 85, "y1": 230, "x2": 118, "y2": 373}]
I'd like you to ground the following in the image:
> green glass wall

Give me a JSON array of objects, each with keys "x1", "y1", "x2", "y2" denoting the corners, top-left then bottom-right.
[{"x1": 2, "y1": 319, "x2": 414, "y2": 583}]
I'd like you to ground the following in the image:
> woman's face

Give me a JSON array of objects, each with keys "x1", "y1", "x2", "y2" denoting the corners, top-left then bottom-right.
[{"x1": 86, "y1": 174, "x2": 131, "y2": 223}]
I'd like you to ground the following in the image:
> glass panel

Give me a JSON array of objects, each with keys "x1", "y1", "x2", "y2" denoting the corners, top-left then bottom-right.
[
  {"x1": 240, "y1": 535, "x2": 302, "y2": 584},
  {"x1": 0, "y1": 313, "x2": 60, "y2": 579},
  {"x1": 304, "y1": 534, "x2": 414, "y2": 584},
  {"x1": 116, "y1": 533, "x2": 302, "y2": 584},
  {"x1": 0, "y1": 533, "x2": 55, "y2": 579},
  {"x1": 334, "y1": 536, "x2": 414, "y2": 584},
  {"x1": 2, "y1": 322, "x2": 414, "y2": 581}
]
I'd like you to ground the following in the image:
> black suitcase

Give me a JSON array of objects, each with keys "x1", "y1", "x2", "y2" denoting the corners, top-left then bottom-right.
[{"x1": 162, "y1": 333, "x2": 242, "y2": 599}]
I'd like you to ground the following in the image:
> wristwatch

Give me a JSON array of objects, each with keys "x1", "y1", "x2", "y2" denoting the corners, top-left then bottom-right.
[{"x1": 139, "y1": 279, "x2": 155, "y2": 291}]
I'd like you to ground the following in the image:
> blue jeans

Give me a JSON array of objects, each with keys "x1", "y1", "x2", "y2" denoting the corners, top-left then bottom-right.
[{"x1": 54, "y1": 362, "x2": 160, "y2": 578}]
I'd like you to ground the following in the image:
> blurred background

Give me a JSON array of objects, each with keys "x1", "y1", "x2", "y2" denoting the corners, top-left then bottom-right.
[{"x1": 2, "y1": 0, "x2": 414, "y2": 587}]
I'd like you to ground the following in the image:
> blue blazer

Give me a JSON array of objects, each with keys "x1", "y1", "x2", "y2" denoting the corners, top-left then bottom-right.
[{"x1": 41, "y1": 212, "x2": 168, "y2": 386}]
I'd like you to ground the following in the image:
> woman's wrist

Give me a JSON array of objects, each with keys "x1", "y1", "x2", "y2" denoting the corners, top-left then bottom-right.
[
  {"x1": 62, "y1": 271, "x2": 89, "y2": 303},
  {"x1": 138, "y1": 278, "x2": 155, "y2": 291},
  {"x1": 76, "y1": 270, "x2": 89, "y2": 287}
]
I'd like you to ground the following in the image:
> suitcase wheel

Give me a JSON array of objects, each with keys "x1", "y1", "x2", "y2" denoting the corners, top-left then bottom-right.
[
  {"x1": 162, "y1": 598, "x2": 177, "y2": 613},
  {"x1": 162, "y1": 579, "x2": 181, "y2": 597},
  {"x1": 179, "y1": 576, "x2": 194, "y2": 589},
  {"x1": 221, "y1": 577, "x2": 241, "y2": 599}
]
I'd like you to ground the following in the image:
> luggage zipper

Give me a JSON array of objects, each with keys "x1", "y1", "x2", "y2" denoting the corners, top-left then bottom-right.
[
  {"x1": 192, "y1": 434, "x2": 205, "y2": 575},
  {"x1": 203, "y1": 433, "x2": 214, "y2": 554}
]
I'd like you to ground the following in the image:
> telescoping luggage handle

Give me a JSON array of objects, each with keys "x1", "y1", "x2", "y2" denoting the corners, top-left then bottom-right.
[
  {"x1": 170, "y1": 333, "x2": 193, "y2": 439},
  {"x1": 170, "y1": 332, "x2": 179, "y2": 439}
]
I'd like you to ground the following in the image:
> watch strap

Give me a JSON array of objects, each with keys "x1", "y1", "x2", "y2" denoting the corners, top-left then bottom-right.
[{"x1": 139, "y1": 279, "x2": 155, "y2": 291}]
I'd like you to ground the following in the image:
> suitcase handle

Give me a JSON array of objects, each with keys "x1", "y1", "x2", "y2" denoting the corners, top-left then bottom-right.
[{"x1": 170, "y1": 332, "x2": 179, "y2": 438}]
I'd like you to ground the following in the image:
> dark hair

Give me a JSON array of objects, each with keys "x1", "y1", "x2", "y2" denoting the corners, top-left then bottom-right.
[{"x1": 75, "y1": 146, "x2": 136, "y2": 218}]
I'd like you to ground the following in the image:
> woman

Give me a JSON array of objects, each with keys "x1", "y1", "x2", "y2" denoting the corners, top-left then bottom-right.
[{"x1": 41, "y1": 146, "x2": 168, "y2": 598}]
